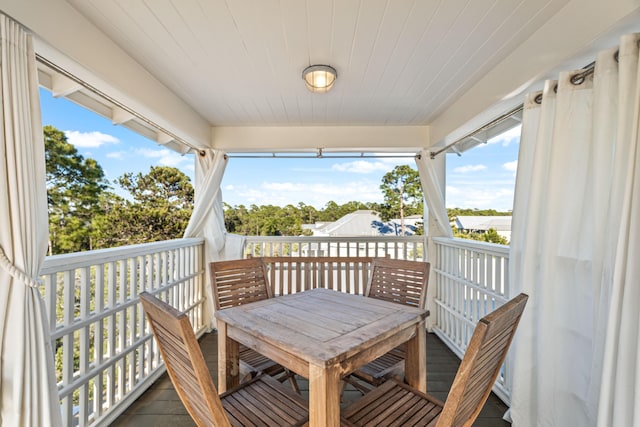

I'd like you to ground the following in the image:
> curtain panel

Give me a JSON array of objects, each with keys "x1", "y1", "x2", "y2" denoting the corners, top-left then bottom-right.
[
  {"x1": 415, "y1": 150, "x2": 452, "y2": 238},
  {"x1": 183, "y1": 149, "x2": 228, "y2": 327},
  {"x1": 0, "y1": 14, "x2": 62, "y2": 427},
  {"x1": 510, "y1": 33, "x2": 640, "y2": 427}
]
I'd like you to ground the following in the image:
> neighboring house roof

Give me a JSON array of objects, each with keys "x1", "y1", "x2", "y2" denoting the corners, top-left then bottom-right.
[
  {"x1": 305, "y1": 210, "x2": 421, "y2": 236},
  {"x1": 455, "y1": 216, "x2": 512, "y2": 232}
]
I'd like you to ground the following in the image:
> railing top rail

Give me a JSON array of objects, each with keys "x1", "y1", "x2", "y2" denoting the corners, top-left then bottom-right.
[
  {"x1": 243, "y1": 235, "x2": 425, "y2": 243},
  {"x1": 432, "y1": 237, "x2": 509, "y2": 256},
  {"x1": 258, "y1": 255, "x2": 379, "y2": 263},
  {"x1": 41, "y1": 237, "x2": 204, "y2": 274}
]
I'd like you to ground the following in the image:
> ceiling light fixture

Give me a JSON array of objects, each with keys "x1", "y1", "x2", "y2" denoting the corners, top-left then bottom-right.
[{"x1": 302, "y1": 65, "x2": 337, "y2": 93}]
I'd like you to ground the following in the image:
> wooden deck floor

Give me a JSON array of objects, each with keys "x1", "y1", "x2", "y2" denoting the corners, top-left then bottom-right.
[{"x1": 112, "y1": 332, "x2": 510, "y2": 426}]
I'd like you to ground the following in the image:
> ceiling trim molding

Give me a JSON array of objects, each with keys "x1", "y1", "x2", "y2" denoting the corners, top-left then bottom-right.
[{"x1": 211, "y1": 126, "x2": 430, "y2": 152}]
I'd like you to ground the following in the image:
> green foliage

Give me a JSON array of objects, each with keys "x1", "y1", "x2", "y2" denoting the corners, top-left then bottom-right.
[
  {"x1": 45, "y1": 125, "x2": 109, "y2": 254},
  {"x1": 224, "y1": 203, "x2": 313, "y2": 236},
  {"x1": 379, "y1": 165, "x2": 423, "y2": 235},
  {"x1": 483, "y1": 228, "x2": 509, "y2": 244},
  {"x1": 221, "y1": 167, "x2": 427, "y2": 238},
  {"x1": 449, "y1": 207, "x2": 511, "y2": 244},
  {"x1": 223, "y1": 200, "x2": 399, "y2": 237},
  {"x1": 45, "y1": 127, "x2": 511, "y2": 247},
  {"x1": 45, "y1": 125, "x2": 195, "y2": 251},
  {"x1": 452, "y1": 226, "x2": 509, "y2": 245},
  {"x1": 92, "y1": 166, "x2": 194, "y2": 247},
  {"x1": 446, "y1": 207, "x2": 511, "y2": 221},
  {"x1": 379, "y1": 165, "x2": 423, "y2": 219},
  {"x1": 317, "y1": 200, "x2": 382, "y2": 222}
]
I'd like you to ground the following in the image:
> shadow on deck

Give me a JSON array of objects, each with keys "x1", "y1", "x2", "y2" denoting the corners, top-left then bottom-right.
[{"x1": 112, "y1": 333, "x2": 510, "y2": 426}]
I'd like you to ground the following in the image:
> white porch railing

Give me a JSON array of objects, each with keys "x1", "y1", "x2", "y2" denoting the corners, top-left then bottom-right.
[
  {"x1": 40, "y1": 235, "x2": 514, "y2": 426},
  {"x1": 243, "y1": 236, "x2": 426, "y2": 298},
  {"x1": 40, "y1": 238, "x2": 206, "y2": 427},
  {"x1": 431, "y1": 237, "x2": 511, "y2": 403},
  {"x1": 243, "y1": 235, "x2": 426, "y2": 260}
]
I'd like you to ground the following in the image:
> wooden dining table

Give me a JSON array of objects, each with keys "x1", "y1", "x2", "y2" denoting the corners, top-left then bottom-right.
[{"x1": 214, "y1": 288, "x2": 429, "y2": 427}]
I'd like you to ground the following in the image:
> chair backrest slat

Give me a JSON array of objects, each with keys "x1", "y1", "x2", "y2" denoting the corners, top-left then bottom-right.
[
  {"x1": 365, "y1": 258, "x2": 430, "y2": 309},
  {"x1": 438, "y1": 293, "x2": 528, "y2": 427},
  {"x1": 140, "y1": 292, "x2": 231, "y2": 427},
  {"x1": 210, "y1": 258, "x2": 272, "y2": 310}
]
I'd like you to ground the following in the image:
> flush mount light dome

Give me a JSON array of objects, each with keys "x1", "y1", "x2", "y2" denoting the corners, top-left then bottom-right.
[{"x1": 302, "y1": 65, "x2": 337, "y2": 93}]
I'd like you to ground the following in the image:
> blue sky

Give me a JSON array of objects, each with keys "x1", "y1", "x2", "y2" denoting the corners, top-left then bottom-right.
[{"x1": 40, "y1": 88, "x2": 520, "y2": 211}]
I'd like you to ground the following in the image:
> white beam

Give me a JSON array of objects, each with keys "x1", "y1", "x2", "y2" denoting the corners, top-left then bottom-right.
[
  {"x1": 2, "y1": 0, "x2": 211, "y2": 150},
  {"x1": 111, "y1": 106, "x2": 135, "y2": 125},
  {"x1": 50, "y1": 73, "x2": 82, "y2": 98},
  {"x1": 156, "y1": 131, "x2": 174, "y2": 145},
  {"x1": 211, "y1": 126, "x2": 430, "y2": 152},
  {"x1": 430, "y1": 0, "x2": 640, "y2": 147}
]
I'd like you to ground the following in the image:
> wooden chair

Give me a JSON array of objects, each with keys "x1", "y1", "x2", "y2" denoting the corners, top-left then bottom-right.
[
  {"x1": 139, "y1": 292, "x2": 308, "y2": 427},
  {"x1": 343, "y1": 293, "x2": 529, "y2": 427},
  {"x1": 209, "y1": 258, "x2": 299, "y2": 392},
  {"x1": 344, "y1": 258, "x2": 430, "y2": 392}
]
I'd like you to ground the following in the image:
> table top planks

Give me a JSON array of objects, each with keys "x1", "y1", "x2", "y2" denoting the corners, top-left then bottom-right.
[{"x1": 214, "y1": 288, "x2": 428, "y2": 367}]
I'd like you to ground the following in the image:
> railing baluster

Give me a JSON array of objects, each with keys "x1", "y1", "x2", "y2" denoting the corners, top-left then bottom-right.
[
  {"x1": 62, "y1": 269, "x2": 74, "y2": 425},
  {"x1": 95, "y1": 265, "x2": 105, "y2": 419},
  {"x1": 129, "y1": 257, "x2": 137, "y2": 391},
  {"x1": 107, "y1": 261, "x2": 116, "y2": 414},
  {"x1": 431, "y1": 237, "x2": 510, "y2": 404},
  {"x1": 41, "y1": 238, "x2": 205, "y2": 426},
  {"x1": 79, "y1": 267, "x2": 90, "y2": 426}
]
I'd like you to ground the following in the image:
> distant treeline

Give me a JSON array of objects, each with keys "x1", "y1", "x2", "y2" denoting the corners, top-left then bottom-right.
[
  {"x1": 46, "y1": 122, "x2": 510, "y2": 254},
  {"x1": 446, "y1": 208, "x2": 511, "y2": 221}
]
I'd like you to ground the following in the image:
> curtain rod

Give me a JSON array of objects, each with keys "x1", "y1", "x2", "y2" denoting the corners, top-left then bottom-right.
[
  {"x1": 429, "y1": 104, "x2": 523, "y2": 159},
  {"x1": 36, "y1": 54, "x2": 207, "y2": 156},
  {"x1": 430, "y1": 59, "x2": 600, "y2": 159},
  {"x1": 226, "y1": 149, "x2": 417, "y2": 159}
]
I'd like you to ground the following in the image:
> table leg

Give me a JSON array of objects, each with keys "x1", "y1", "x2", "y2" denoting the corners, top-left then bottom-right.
[
  {"x1": 405, "y1": 319, "x2": 427, "y2": 393},
  {"x1": 217, "y1": 320, "x2": 239, "y2": 393},
  {"x1": 309, "y1": 363, "x2": 341, "y2": 427}
]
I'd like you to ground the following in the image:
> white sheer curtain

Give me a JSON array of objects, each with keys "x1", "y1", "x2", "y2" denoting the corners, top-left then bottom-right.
[
  {"x1": 0, "y1": 15, "x2": 62, "y2": 427},
  {"x1": 415, "y1": 150, "x2": 452, "y2": 238},
  {"x1": 598, "y1": 35, "x2": 640, "y2": 427},
  {"x1": 509, "y1": 33, "x2": 640, "y2": 427},
  {"x1": 416, "y1": 151, "x2": 452, "y2": 329},
  {"x1": 183, "y1": 149, "x2": 228, "y2": 325}
]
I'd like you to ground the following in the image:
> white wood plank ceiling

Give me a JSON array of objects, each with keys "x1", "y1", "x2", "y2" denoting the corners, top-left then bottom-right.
[{"x1": 65, "y1": 0, "x2": 568, "y2": 127}]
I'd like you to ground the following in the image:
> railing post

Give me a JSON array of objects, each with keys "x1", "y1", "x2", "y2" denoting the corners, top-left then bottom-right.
[{"x1": 425, "y1": 235, "x2": 437, "y2": 332}]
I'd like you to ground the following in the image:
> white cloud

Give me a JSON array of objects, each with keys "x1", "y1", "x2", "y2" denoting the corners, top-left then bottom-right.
[
  {"x1": 503, "y1": 160, "x2": 518, "y2": 172},
  {"x1": 136, "y1": 147, "x2": 189, "y2": 168},
  {"x1": 486, "y1": 125, "x2": 522, "y2": 147},
  {"x1": 446, "y1": 186, "x2": 514, "y2": 211},
  {"x1": 106, "y1": 151, "x2": 125, "y2": 159},
  {"x1": 453, "y1": 164, "x2": 487, "y2": 173},
  {"x1": 65, "y1": 130, "x2": 119, "y2": 148},
  {"x1": 372, "y1": 154, "x2": 416, "y2": 163},
  {"x1": 223, "y1": 179, "x2": 383, "y2": 208},
  {"x1": 332, "y1": 160, "x2": 393, "y2": 174},
  {"x1": 446, "y1": 186, "x2": 462, "y2": 196}
]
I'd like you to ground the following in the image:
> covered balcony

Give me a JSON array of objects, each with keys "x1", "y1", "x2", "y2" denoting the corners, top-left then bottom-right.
[{"x1": 1, "y1": 1, "x2": 639, "y2": 426}]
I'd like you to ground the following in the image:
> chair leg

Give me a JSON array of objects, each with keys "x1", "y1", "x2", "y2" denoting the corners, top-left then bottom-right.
[
  {"x1": 339, "y1": 380, "x2": 349, "y2": 402},
  {"x1": 276, "y1": 369, "x2": 300, "y2": 394},
  {"x1": 241, "y1": 371, "x2": 255, "y2": 383},
  {"x1": 342, "y1": 374, "x2": 374, "y2": 395},
  {"x1": 287, "y1": 370, "x2": 300, "y2": 394}
]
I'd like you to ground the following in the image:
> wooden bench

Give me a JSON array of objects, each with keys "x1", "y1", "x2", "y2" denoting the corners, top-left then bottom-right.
[{"x1": 258, "y1": 256, "x2": 377, "y2": 296}]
